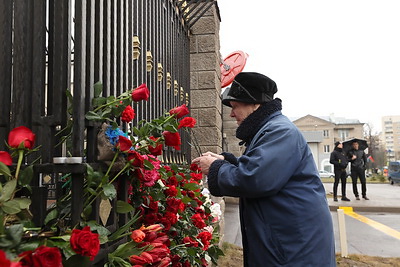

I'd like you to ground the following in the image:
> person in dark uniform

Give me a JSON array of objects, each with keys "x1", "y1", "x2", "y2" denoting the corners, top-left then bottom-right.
[
  {"x1": 330, "y1": 141, "x2": 350, "y2": 201},
  {"x1": 348, "y1": 141, "x2": 369, "y2": 200}
]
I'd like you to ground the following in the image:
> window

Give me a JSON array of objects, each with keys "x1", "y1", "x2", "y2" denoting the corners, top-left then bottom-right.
[
  {"x1": 324, "y1": 145, "x2": 330, "y2": 153},
  {"x1": 323, "y1": 130, "x2": 329, "y2": 138},
  {"x1": 338, "y1": 129, "x2": 349, "y2": 140}
]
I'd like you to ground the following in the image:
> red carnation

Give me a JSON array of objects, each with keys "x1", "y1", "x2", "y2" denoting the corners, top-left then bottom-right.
[
  {"x1": 178, "y1": 117, "x2": 196, "y2": 129},
  {"x1": 162, "y1": 131, "x2": 181, "y2": 150},
  {"x1": 117, "y1": 136, "x2": 132, "y2": 152},
  {"x1": 165, "y1": 185, "x2": 178, "y2": 197},
  {"x1": 191, "y1": 213, "x2": 206, "y2": 229},
  {"x1": 8, "y1": 126, "x2": 36, "y2": 149},
  {"x1": 132, "y1": 83, "x2": 150, "y2": 102},
  {"x1": 182, "y1": 236, "x2": 198, "y2": 247},
  {"x1": 0, "y1": 151, "x2": 12, "y2": 166},
  {"x1": 169, "y1": 104, "x2": 189, "y2": 119},
  {"x1": 70, "y1": 226, "x2": 100, "y2": 261},
  {"x1": 121, "y1": 105, "x2": 135, "y2": 122}
]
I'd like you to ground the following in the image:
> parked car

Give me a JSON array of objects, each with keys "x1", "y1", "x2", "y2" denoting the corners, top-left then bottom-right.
[
  {"x1": 388, "y1": 161, "x2": 400, "y2": 185},
  {"x1": 318, "y1": 170, "x2": 335, "y2": 178}
]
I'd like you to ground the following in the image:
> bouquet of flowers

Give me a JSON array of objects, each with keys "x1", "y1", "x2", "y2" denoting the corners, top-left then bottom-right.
[{"x1": 0, "y1": 82, "x2": 223, "y2": 266}]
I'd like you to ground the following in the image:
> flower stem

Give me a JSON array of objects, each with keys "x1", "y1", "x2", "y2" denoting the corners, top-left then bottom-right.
[
  {"x1": 93, "y1": 95, "x2": 131, "y2": 113},
  {"x1": 14, "y1": 149, "x2": 24, "y2": 180}
]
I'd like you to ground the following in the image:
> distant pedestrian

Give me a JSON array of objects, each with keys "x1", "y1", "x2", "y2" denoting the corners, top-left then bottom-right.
[
  {"x1": 348, "y1": 141, "x2": 369, "y2": 200},
  {"x1": 330, "y1": 141, "x2": 350, "y2": 201}
]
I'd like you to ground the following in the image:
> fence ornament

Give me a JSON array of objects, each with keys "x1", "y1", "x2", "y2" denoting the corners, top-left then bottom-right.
[
  {"x1": 132, "y1": 36, "x2": 141, "y2": 60},
  {"x1": 0, "y1": 82, "x2": 223, "y2": 266}
]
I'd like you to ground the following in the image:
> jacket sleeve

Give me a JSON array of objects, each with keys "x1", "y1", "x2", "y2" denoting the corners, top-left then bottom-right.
[
  {"x1": 220, "y1": 152, "x2": 238, "y2": 165},
  {"x1": 211, "y1": 121, "x2": 313, "y2": 198},
  {"x1": 363, "y1": 152, "x2": 368, "y2": 168},
  {"x1": 329, "y1": 152, "x2": 339, "y2": 166}
]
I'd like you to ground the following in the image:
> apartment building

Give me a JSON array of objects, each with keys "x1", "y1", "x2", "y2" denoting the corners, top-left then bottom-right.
[
  {"x1": 382, "y1": 115, "x2": 400, "y2": 161},
  {"x1": 293, "y1": 114, "x2": 364, "y2": 172}
]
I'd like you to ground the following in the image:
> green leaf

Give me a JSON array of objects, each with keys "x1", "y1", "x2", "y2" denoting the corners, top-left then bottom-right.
[
  {"x1": 183, "y1": 182, "x2": 200, "y2": 191},
  {"x1": 13, "y1": 198, "x2": 31, "y2": 209},
  {"x1": 85, "y1": 111, "x2": 103, "y2": 121},
  {"x1": 0, "y1": 162, "x2": 11, "y2": 179},
  {"x1": 81, "y1": 205, "x2": 92, "y2": 220},
  {"x1": 44, "y1": 209, "x2": 58, "y2": 224},
  {"x1": 92, "y1": 97, "x2": 107, "y2": 107},
  {"x1": 116, "y1": 200, "x2": 134, "y2": 214},
  {"x1": 94, "y1": 82, "x2": 103, "y2": 98},
  {"x1": 143, "y1": 159, "x2": 154, "y2": 170},
  {"x1": 102, "y1": 184, "x2": 116, "y2": 200},
  {"x1": 108, "y1": 213, "x2": 140, "y2": 242},
  {"x1": 19, "y1": 165, "x2": 34, "y2": 186},
  {"x1": 0, "y1": 179, "x2": 17, "y2": 202},
  {"x1": 2, "y1": 200, "x2": 22, "y2": 214},
  {"x1": 164, "y1": 124, "x2": 178, "y2": 132},
  {"x1": 6, "y1": 224, "x2": 23, "y2": 246}
]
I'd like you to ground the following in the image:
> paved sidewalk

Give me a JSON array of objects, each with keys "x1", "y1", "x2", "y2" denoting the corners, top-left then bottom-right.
[
  {"x1": 222, "y1": 183, "x2": 400, "y2": 248},
  {"x1": 324, "y1": 182, "x2": 400, "y2": 213}
]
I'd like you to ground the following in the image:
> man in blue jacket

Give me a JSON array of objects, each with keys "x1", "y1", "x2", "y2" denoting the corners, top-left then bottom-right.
[{"x1": 193, "y1": 72, "x2": 336, "y2": 266}]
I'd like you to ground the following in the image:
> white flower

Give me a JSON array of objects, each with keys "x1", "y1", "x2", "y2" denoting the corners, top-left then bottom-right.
[{"x1": 210, "y1": 203, "x2": 222, "y2": 222}]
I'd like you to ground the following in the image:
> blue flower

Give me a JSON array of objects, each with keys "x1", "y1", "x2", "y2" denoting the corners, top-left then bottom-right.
[{"x1": 105, "y1": 126, "x2": 128, "y2": 146}]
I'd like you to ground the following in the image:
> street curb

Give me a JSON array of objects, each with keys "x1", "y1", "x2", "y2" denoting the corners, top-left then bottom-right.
[{"x1": 329, "y1": 205, "x2": 400, "y2": 213}]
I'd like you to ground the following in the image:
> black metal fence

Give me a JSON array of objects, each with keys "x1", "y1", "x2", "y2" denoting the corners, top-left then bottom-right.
[{"x1": 0, "y1": 0, "x2": 215, "y2": 264}]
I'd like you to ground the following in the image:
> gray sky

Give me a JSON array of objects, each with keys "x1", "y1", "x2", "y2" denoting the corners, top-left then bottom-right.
[{"x1": 218, "y1": 0, "x2": 400, "y2": 134}]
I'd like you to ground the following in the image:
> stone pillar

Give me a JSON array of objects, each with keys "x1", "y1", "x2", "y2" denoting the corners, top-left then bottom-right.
[{"x1": 190, "y1": 4, "x2": 222, "y2": 158}]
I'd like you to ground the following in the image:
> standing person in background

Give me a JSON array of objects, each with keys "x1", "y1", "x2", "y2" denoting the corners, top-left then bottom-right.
[
  {"x1": 348, "y1": 141, "x2": 369, "y2": 200},
  {"x1": 330, "y1": 141, "x2": 350, "y2": 201},
  {"x1": 192, "y1": 72, "x2": 335, "y2": 267}
]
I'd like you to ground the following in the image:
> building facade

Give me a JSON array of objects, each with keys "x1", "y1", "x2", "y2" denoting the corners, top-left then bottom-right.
[
  {"x1": 382, "y1": 115, "x2": 400, "y2": 161},
  {"x1": 293, "y1": 114, "x2": 364, "y2": 172}
]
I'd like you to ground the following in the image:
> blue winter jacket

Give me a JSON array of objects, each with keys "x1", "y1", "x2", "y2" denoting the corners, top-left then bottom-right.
[{"x1": 208, "y1": 111, "x2": 336, "y2": 266}]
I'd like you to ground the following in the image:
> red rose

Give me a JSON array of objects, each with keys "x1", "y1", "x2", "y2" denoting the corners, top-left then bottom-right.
[
  {"x1": 132, "y1": 83, "x2": 150, "y2": 102},
  {"x1": 178, "y1": 117, "x2": 196, "y2": 129},
  {"x1": 121, "y1": 105, "x2": 135, "y2": 122},
  {"x1": 131, "y1": 229, "x2": 146, "y2": 242},
  {"x1": 0, "y1": 250, "x2": 11, "y2": 267},
  {"x1": 70, "y1": 226, "x2": 100, "y2": 261},
  {"x1": 32, "y1": 246, "x2": 62, "y2": 267},
  {"x1": 117, "y1": 136, "x2": 132, "y2": 152},
  {"x1": 18, "y1": 250, "x2": 35, "y2": 267},
  {"x1": 190, "y1": 163, "x2": 201, "y2": 172},
  {"x1": 162, "y1": 131, "x2": 181, "y2": 150},
  {"x1": 0, "y1": 151, "x2": 12, "y2": 166},
  {"x1": 148, "y1": 136, "x2": 163, "y2": 156},
  {"x1": 127, "y1": 150, "x2": 144, "y2": 167},
  {"x1": 8, "y1": 126, "x2": 36, "y2": 149},
  {"x1": 169, "y1": 104, "x2": 189, "y2": 119}
]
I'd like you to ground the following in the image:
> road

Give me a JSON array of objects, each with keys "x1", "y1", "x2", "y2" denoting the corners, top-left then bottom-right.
[{"x1": 222, "y1": 183, "x2": 400, "y2": 258}]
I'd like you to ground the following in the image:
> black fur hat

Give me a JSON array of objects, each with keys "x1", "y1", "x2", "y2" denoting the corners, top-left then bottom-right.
[{"x1": 222, "y1": 72, "x2": 278, "y2": 107}]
